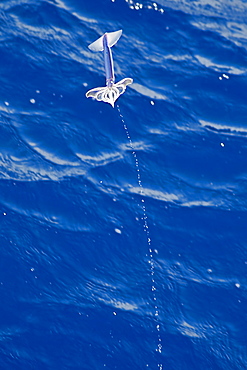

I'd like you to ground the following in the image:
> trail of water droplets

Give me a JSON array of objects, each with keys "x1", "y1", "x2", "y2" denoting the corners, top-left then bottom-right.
[{"x1": 116, "y1": 104, "x2": 163, "y2": 370}]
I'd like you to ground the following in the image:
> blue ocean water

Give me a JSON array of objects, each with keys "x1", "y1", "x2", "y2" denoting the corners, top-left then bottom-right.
[{"x1": 0, "y1": 0, "x2": 247, "y2": 369}]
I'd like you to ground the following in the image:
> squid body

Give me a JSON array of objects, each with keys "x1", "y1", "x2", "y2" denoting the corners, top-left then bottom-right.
[{"x1": 86, "y1": 30, "x2": 133, "y2": 107}]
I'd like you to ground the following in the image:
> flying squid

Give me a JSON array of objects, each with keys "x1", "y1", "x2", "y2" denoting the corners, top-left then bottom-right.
[{"x1": 86, "y1": 30, "x2": 133, "y2": 107}]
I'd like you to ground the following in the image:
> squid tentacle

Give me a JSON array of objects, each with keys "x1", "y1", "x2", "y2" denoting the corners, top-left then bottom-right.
[{"x1": 86, "y1": 78, "x2": 133, "y2": 107}]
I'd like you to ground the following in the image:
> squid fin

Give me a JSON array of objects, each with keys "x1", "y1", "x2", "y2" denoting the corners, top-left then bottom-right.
[{"x1": 88, "y1": 30, "x2": 122, "y2": 51}]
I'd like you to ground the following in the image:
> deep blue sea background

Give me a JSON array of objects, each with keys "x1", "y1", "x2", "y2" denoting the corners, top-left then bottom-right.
[{"x1": 0, "y1": 0, "x2": 247, "y2": 369}]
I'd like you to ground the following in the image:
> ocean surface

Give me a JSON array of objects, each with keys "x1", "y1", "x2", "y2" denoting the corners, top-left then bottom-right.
[{"x1": 0, "y1": 0, "x2": 247, "y2": 369}]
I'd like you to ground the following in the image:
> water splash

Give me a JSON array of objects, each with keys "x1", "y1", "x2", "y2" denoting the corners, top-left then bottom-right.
[{"x1": 116, "y1": 104, "x2": 163, "y2": 370}]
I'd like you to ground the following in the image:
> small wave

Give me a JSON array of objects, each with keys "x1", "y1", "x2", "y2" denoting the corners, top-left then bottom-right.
[
  {"x1": 200, "y1": 119, "x2": 247, "y2": 136},
  {"x1": 130, "y1": 83, "x2": 169, "y2": 100},
  {"x1": 129, "y1": 187, "x2": 179, "y2": 202},
  {"x1": 98, "y1": 297, "x2": 138, "y2": 311},
  {"x1": 195, "y1": 55, "x2": 246, "y2": 75},
  {"x1": 76, "y1": 151, "x2": 123, "y2": 167}
]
